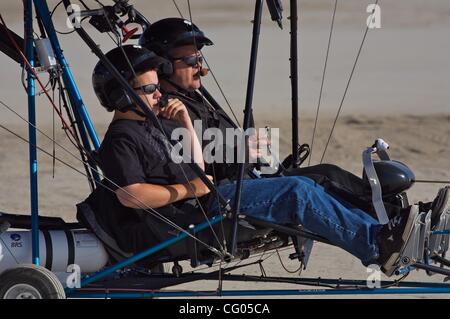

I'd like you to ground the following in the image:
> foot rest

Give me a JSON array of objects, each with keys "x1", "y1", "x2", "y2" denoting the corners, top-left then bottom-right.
[
  {"x1": 429, "y1": 186, "x2": 450, "y2": 259},
  {"x1": 393, "y1": 208, "x2": 450, "y2": 276},
  {"x1": 429, "y1": 210, "x2": 450, "y2": 258},
  {"x1": 396, "y1": 211, "x2": 427, "y2": 268}
]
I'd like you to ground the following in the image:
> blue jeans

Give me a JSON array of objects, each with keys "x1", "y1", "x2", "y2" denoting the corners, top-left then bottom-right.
[{"x1": 209, "y1": 176, "x2": 381, "y2": 266}]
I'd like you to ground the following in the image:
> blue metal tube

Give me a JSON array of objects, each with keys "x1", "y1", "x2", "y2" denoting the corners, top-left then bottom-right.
[
  {"x1": 68, "y1": 287, "x2": 450, "y2": 298},
  {"x1": 395, "y1": 266, "x2": 414, "y2": 275},
  {"x1": 25, "y1": 0, "x2": 40, "y2": 266},
  {"x1": 432, "y1": 230, "x2": 450, "y2": 235},
  {"x1": 66, "y1": 214, "x2": 226, "y2": 294},
  {"x1": 61, "y1": 93, "x2": 101, "y2": 183},
  {"x1": 32, "y1": 0, "x2": 100, "y2": 150}
]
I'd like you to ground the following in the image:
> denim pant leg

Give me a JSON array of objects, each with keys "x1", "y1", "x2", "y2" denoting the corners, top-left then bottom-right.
[{"x1": 209, "y1": 176, "x2": 381, "y2": 265}]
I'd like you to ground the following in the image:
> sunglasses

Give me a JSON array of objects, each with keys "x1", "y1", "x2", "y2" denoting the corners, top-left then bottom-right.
[
  {"x1": 172, "y1": 54, "x2": 203, "y2": 67},
  {"x1": 133, "y1": 83, "x2": 161, "y2": 94}
]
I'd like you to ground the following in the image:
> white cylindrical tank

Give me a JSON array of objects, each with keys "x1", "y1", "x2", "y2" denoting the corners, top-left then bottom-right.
[
  {"x1": 35, "y1": 38, "x2": 57, "y2": 70},
  {"x1": 0, "y1": 230, "x2": 109, "y2": 274}
]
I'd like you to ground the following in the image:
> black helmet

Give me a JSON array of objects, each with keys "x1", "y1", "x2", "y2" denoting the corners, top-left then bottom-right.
[
  {"x1": 92, "y1": 45, "x2": 172, "y2": 112},
  {"x1": 139, "y1": 17, "x2": 213, "y2": 57}
]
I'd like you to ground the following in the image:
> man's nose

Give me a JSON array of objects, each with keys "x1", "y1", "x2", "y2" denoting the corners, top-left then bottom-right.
[{"x1": 154, "y1": 89, "x2": 162, "y2": 98}]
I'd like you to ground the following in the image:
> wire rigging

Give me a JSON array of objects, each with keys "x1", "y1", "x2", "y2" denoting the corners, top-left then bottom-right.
[
  {"x1": 171, "y1": 0, "x2": 241, "y2": 127},
  {"x1": 0, "y1": 103, "x2": 223, "y2": 258},
  {"x1": 171, "y1": 0, "x2": 184, "y2": 19},
  {"x1": 45, "y1": 0, "x2": 229, "y2": 255},
  {"x1": 320, "y1": 0, "x2": 380, "y2": 164},
  {"x1": 309, "y1": 0, "x2": 338, "y2": 166}
]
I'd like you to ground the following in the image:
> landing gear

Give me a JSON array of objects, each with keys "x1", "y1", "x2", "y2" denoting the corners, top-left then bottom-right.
[
  {"x1": 0, "y1": 264, "x2": 65, "y2": 299},
  {"x1": 395, "y1": 205, "x2": 450, "y2": 278},
  {"x1": 172, "y1": 261, "x2": 183, "y2": 277}
]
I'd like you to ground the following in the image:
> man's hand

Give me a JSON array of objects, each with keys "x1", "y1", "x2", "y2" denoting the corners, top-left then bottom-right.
[
  {"x1": 159, "y1": 98, "x2": 191, "y2": 127},
  {"x1": 185, "y1": 175, "x2": 214, "y2": 198},
  {"x1": 248, "y1": 133, "x2": 270, "y2": 163}
]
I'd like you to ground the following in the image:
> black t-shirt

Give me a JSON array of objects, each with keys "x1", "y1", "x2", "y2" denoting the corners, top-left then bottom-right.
[
  {"x1": 94, "y1": 119, "x2": 199, "y2": 254},
  {"x1": 100, "y1": 119, "x2": 197, "y2": 187}
]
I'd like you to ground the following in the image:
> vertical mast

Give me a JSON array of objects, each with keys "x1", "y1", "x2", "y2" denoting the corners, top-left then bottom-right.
[
  {"x1": 25, "y1": 0, "x2": 40, "y2": 265},
  {"x1": 290, "y1": 0, "x2": 300, "y2": 167},
  {"x1": 228, "y1": 0, "x2": 264, "y2": 256}
]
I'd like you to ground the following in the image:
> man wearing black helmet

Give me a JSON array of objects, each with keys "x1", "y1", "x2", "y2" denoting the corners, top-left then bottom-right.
[
  {"x1": 139, "y1": 18, "x2": 391, "y2": 218},
  {"x1": 88, "y1": 45, "x2": 211, "y2": 261},
  {"x1": 139, "y1": 18, "x2": 244, "y2": 184}
]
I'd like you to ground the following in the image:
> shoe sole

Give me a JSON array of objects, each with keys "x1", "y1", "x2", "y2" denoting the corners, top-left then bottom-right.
[
  {"x1": 432, "y1": 186, "x2": 450, "y2": 228},
  {"x1": 429, "y1": 186, "x2": 450, "y2": 255},
  {"x1": 382, "y1": 205, "x2": 420, "y2": 276}
]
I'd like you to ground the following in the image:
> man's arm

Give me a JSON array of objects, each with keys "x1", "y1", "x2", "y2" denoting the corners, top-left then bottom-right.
[
  {"x1": 160, "y1": 98, "x2": 205, "y2": 170},
  {"x1": 116, "y1": 176, "x2": 213, "y2": 209}
]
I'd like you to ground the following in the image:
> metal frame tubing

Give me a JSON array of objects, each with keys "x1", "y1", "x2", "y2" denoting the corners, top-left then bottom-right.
[
  {"x1": 69, "y1": 286, "x2": 450, "y2": 298},
  {"x1": 65, "y1": 214, "x2": 225, "y2": 295},
  {"x1": 33, "y1": 0, "x2": 100, "y2": 153},
  {"x1": 290, "y1": 0, "x2": 299, "y2": 167},
  {"x1": 228, "y1": 0, "x2": 264, "y2": 257},
  {"x1": 25, "y1": 0, "x2": 40, "y2": 265}
]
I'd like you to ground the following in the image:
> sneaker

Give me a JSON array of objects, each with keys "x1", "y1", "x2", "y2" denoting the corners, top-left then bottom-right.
[
  {"x1": 430, "y1": 186, "x2": 450, "y2": 229},
  {"x1": 377, "y1": 205, "x2": 419, "y2": 276}
]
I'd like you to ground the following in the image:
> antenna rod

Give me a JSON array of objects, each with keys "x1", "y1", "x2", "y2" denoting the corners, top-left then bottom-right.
[
  {"x1": 24, "y1": 0, "x2": 40, "y2": 266},
  {"x1": 228, "y1": 0, "x2": 264, "y2": 257},
  {"x1": 290, "y1": 0, "x2": 300, "y2": 167}
]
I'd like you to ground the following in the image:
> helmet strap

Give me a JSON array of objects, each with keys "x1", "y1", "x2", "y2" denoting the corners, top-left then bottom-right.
[
  {"x1": 130, "y1": 107, "x2": 148, "y2": 118},
  {"x1": 163, "y1": 78, "x2": 191, "y2": 95}
]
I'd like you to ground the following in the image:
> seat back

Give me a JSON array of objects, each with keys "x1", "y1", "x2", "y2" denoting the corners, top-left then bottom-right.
[
  {"x1": 364, "y1": 160, "x2": 415, "y2": 196},
  {"x1": 76, "y1": 201, "x2": 132, "y2": 263}
]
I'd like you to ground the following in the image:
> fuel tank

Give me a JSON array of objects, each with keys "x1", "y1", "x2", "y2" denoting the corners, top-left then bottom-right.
[{"x1": 0, "y1": 230, "x2": 108, "y2": 274}]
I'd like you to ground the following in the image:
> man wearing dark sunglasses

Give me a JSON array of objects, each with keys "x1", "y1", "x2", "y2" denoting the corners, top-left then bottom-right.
[
  {"x1": 140, "y1": 18, "x2": 246, "y2": 183},
  {"x1": 171, "y1": 54, "x2": 204, "y2": 68},
  {"x1": 88, "y1": 45, "x2": 211, "y2": 262},
  {"x1": 139, "y1": 18, "x2": 436, "y2": 222},
  {"x1": 166, "y1": 50, "x2": 204, "y2": 92}
]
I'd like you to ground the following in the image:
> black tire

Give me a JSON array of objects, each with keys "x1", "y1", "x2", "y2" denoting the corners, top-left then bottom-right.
[{"x1": 0, "y1": 264, "x2": 66, "y2": 299}]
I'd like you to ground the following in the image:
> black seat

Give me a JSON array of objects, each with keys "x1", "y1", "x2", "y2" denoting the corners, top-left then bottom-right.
[
  {"x1": 0, "y1": 211, "x2": 82, "y2": 230},
  {"x1": 76, "y1": 195, "x2": 276, "y2": 269}
]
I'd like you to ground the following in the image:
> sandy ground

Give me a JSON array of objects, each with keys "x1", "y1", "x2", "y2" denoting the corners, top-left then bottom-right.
[{"x1": 0, "y1": 0, "x2": 449, "y2": 298}]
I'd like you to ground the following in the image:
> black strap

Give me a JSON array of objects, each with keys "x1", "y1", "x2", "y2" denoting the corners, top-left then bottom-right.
[
  {"x1": 130, "y1": 108, "x2": 147, "y2": 118},
  {"x1": 42, "y1": 229, "x2": 53, "y2": 270},
  {"x1": 65, "y1": 230, "x2": 75, "y2": 266}
]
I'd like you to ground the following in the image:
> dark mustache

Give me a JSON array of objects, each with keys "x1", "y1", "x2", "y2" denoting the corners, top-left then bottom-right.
[{"x1": 194, "y1": 67, "x2": 209, "y2": 77}]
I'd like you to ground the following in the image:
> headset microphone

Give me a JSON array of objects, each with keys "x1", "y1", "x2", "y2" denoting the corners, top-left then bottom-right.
[
  {"x1": 158, "y1": 94, "x2": 169, "y2": 108},
  {"x1": 199, "y1": 67, "x2": 209, "y2": 77}
]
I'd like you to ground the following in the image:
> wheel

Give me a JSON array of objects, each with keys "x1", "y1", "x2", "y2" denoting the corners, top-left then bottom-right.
[{"x1": 0, "y1": 264, "x2": 66, "y2": 299}]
